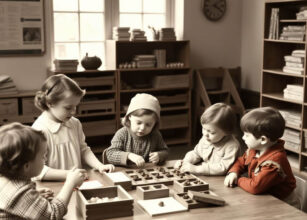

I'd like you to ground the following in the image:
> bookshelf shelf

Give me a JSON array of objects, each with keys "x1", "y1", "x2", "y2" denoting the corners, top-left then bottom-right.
[{"x1": 262, "y1": 0, "x2": 307, "y2": 178}]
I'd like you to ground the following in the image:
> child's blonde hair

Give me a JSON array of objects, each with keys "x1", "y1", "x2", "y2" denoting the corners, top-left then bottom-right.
[
  {"x1": 240, "y1": 106, "x2": 285, "y2": 142},
  {"x1": 0, "y1": 122, "x2": 46, "y2": 179},
  {"x1": 35, "y1": 74, "x2": 85, "y2": 111},
  {"x1": 200, "y1": 103, "x2": 236, "y2": 135}
]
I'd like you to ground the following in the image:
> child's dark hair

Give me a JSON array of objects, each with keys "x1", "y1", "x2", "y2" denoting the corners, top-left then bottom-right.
[
  {"x1": 122, "y1": 109, "x2": 159, "y2": 130},
  {"x1": 0, "y1": 122, "x2": 46, "y2": 179},
  {"x1": 35, "y1": 74, "x2": 85, "y2": 111},
  {"x1": 200, "y1": 103, "x2": 236, "y2": 135},
  {"x1": 240, "y1": 106, "x2": 285, "y2": 142}
]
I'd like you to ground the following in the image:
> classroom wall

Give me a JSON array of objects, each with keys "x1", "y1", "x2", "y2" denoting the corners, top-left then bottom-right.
[{"x1": 0, "y1": 0, "x2": 263, "y2": 92}]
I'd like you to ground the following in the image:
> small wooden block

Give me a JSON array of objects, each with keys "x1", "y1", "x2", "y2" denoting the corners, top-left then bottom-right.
[
  {"x1": 103, "y1": 172, "x2": 132, "y2": 190},
  {"x1": 174, "y1": 192, "x2": 208, "y2": 209},
  {"x1": 173, "y1": 177, "x2": 209, "y2": 193},
  {"x1": 187, "y1": 190, "x2": 225, "y2": 206},
  {"x1": 136, "y1": 184, "x2": 169, "y2": 200}
]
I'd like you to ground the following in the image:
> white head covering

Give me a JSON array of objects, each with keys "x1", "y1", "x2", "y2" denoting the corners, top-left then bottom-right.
[{"x1": 123, "y1": 93, "x2": 161, "y2": 124}]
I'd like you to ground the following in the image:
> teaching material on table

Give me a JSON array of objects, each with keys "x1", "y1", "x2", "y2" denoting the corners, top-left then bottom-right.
[
  {"x1": 173, "y1": 177, "x2": 209, "y2": 193},
  {"x1": 138, "y1": 197, "x2": 188, "y2": 216},
  {"x1": 188, "y1": 190, "x2": 225, "y2": 206},
  {"x1": 136, "y1": 184, "x2": 169, "y2": 200},
  {"x1": 103, "y1": 171, "x2": 132, "y2": 190},
  {"x1": 79, "y1": 180, "x2": 103, "y2": 190}
]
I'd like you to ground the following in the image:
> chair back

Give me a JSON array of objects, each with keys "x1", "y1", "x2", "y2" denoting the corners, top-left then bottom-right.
[{"x1": 295, "y1": 175, "x2": 307, "y2": 212}]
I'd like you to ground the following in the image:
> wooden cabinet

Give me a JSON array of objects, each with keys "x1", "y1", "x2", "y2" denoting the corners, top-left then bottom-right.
[
  {"x1": 48, "y1": 69, "x2": 118, "y2": 154},
  {"x1": 262, "y1": 0, "x2": 307, "y2": 178},
  {"x1": 106, "y1": 40, "x2": 192, "y2": 147}
]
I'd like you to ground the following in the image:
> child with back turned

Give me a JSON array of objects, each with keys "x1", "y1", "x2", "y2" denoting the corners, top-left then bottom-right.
[
  {"x1": 0, "y1": 122, "x2": 85, "y2": 219},
  {"x1": 174, "y1": 103, "x2": 240, "y2": 175},
  {"x1": 105, "y1": 93, "x2": 169, "y2": 167},
  {"x1": 224, "y1": 106, "x2": 300, "y2": 208},
  {"x1": 33, "y1": 74, "x2": 114, "y2": 181}
]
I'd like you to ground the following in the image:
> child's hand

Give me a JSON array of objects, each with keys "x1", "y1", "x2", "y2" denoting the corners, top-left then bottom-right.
[
  {"x1": 128, "y1": 153, "x2": 145, "y2": 167},
  {"x1": 149, "y1": 152, "x2": 159, "y2": 164},
  {"x1": 174, "y1": 160, "x2": 183, "y2": 169},
  {"x1": 97, "y1": 164, "x2": 115, "y2": 173},
  {"x1": 66, "y1": 168, "x2": 87, "y2": 188},
  {"x1": 38, "y1": 187, "x2": 54, "y2": 201},
  {"x1": 180, "y1": 161, "x2": 196, "y2": 173},
  {"x1": 224, "y1": 172, "x2": 238, "y2": 187}
]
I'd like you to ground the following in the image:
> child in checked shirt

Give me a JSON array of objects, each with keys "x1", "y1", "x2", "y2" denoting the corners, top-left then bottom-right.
[
  {"x1": 174, "y1": 103, "x2": 240, "y2": 175},
  {"x1": 0, "y1": 122, "x2": 86, "y2": 219},
  {"x1": 106, "y1": 93, "x2": 169, "y2": 167}
]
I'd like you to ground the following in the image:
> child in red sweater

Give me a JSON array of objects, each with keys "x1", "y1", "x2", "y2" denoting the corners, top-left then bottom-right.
[{"x1": 224, "y1": 106, "x2": 300, "y2": 208}]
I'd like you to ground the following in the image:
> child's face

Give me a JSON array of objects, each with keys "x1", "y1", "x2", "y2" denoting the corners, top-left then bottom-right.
[
  {"x1": 48, "y1": 93, "x2": 81, "y2": 123},
  {"x1": 129, "y1": 114, "x2": 156, "y2": 137},
  {"x1": 202, "y1": 123, "x2": 226, "y2": 144},
  {"x1": 25, "y1": 141, "x2": 47, "y2": 178},
  {"x1": 242, "y1": 132, "x2": 262, "y2": 150}
]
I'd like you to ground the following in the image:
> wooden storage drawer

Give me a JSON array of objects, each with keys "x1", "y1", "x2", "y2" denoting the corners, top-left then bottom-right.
[
  {"x1": 0, "y1": 98, "x2": 18, "y2": 116},
  {"x1": 160, "y1": 114, "x2": 188, "y2": 129},
  {"x1": 82, "y1": 120, "x2": 116, "y2": 137},
  {"x1": 74, "y1": 76, "x2": 115, "y2": 87},
  {"x1": 78, "y1": 99, "x2": 115, "y2": 114},
  {"x1": 157, "y1": 94, "x2": 188, "y2": 105},
  {"x1": 22, "y1": 97, "x2": 40, "y2": 115},
  {"x1": 153, "y1": 74, "x2": 189, "y2": 88}
]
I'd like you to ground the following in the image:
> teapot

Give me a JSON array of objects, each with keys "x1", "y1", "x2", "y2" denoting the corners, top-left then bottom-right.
[{"x1": 81, "y1": 53, "x2": 102, "y2": 70}]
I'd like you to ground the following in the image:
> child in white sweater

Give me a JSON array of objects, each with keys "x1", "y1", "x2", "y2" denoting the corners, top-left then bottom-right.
[{"x1": 174, "y1": 103, "x2": 240, "y2": 175}]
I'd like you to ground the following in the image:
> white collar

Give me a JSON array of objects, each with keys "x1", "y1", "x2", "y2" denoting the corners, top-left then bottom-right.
[{"x1": 41, "y1": 111, "x2": 72, "y2": 133}]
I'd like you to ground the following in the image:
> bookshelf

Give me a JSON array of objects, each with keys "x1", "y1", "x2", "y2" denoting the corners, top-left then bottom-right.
[{"x1": 262, "y1": 0, "x2": 307, "y2": 178}]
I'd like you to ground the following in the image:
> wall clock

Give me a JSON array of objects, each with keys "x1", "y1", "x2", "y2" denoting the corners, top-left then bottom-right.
[{"x1": 202, "y1": 0, "x2": 227, "y2": 21}]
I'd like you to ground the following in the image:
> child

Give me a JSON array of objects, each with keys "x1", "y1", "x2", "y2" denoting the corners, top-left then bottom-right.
[
  {"x1": 224, "y1": 106, "x2": 299, "y2": 208},
  {"x1": 105, "y1": 93, "x2": 169, "y2": 167},
  {"x1": 0, "y1": 122, "x2": 86, "y2": 219},
  {"x1": 174, "y1": 103, "x2": 240, "y2": 175},
  {"x1": 32, "y1": 74, "x2": 115, "y2": 181}
]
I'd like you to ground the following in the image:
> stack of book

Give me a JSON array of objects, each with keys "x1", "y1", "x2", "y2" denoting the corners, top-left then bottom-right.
[
  {"x1": 282, "y1": 128, "x2": 301, "y2": 151},
  {"x1": 113, "y1": 27, "x2": 130, "y2": 41},
  {"x1": 283, "y1": 50, "x2": 305, "y2": 75},
  {"x1": 133, "y1": 55, "x2": 156, "y2": 68},
  {"x1": 268, "y1": 8, "x2": 279, "y2": 39},
  {"x1": 159, "y1": 28, "x2": 176, "y2": 41},
  {"x1": 279, "y1": 25, "x2": 305, "y2": 41},
  {"x1": 54, "y1": 59, "x2": 79, "y2": 71},
  {"x1": 130, "y1": 29, "x2": 147, "y2": 41},
  {"x1": 0, "y1": 75, "x2": 18, "y2": 94},
  {"x1": 153, "y1": 49, "x2": 166, "y2": 68},
  {"x1": 283, "y1": 84, "x2": 304, "y2": 102},
  {"x1": 279, "y1": 109, "x2": 302, "y2": 128},
  {"x1": 296, "y1": 6, "x2": 307, "y2": 20},
  {"x1": 304, "y1": 131, "x2": 307, "y2": 151}
]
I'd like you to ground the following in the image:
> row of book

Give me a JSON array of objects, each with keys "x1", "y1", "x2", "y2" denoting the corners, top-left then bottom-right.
[
  {"x1": 0, "y1": 75, "x2": 18, "y2": 94},
  {"x1": 130, "y1": 29, "x2": 147, "y2": 41},
  {"x1": 113, "y1": 27, "x2": 130, "y2": 41},
  {"x1": 268, "y1": 8, "x2": 279, "y2": 40},
  {"x1": 279, "y1": 109, "x2": 302, "y2": 128},
  {"x1": 133, "y1": 55, "x2": 156, "y2": 68},
  {"x1": 282, "y1": 128, "x2": 301, "y2": 151},
  {"x1": 296, "y1": 6, "x2": 307, "y2": 20},
  {"x1": 280, "y1": 25, "x2": 305, "y2": 41},
  {"x1": 283, "y1": 49, "x2": 305, "y2": 75},
  {"x1": 283, "y1": 84, "x2": 304, "y2": 102}
]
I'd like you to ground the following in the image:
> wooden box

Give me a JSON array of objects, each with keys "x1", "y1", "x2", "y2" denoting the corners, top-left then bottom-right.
[
  {"x1": 22, "y1": 97, "x2": 40, "y2": 115},
  {"x1": 82, "y1": 120, "x2": 116, "y2": 137},
  {"x1": 136, "y1": 184, "x2": 169, "y2": 200},
  {"x1": 173, "y1": 178, "x2": 209, "y2": 193},
  {"x1": 0, "y1": 98, "x2": 18, "y2": 116},
  {"x1": 103, "y1": 172, "x2": 132, "y2": 190},
  {"x1": 160, "y1": 114, "x2": 188, "y2": 129},
  {"x1": 76, "y1": 186, "x2": 134, "y2": 220},
  {"x1": 174, "y1": 190, "x2": 218, "y2": 209},
  {"x1": 78, "y1": 99, "x2": 115, "y2": 114},
  {"x1": 153, "y1": 74, "x2": 189, "y2": 88}
]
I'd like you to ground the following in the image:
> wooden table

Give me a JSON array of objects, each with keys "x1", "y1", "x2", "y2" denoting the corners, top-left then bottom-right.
[{"x1": 36, "y1": 161, "x2": 307, "y2": 220}]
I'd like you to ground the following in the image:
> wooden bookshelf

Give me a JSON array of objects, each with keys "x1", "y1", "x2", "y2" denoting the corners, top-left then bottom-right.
[{"x1": 262, "y1": 0, "x2": 307, "y2": 178}]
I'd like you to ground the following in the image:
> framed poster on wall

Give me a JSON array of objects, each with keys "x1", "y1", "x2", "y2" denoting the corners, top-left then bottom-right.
[{"x1": 0, "y1": 0, "x2": 45, "y2": 55}]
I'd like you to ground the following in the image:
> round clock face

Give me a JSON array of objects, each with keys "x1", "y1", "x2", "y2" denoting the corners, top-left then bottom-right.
[{"x1": 203, "y1": 0, "x2": 226, "y2": 21}]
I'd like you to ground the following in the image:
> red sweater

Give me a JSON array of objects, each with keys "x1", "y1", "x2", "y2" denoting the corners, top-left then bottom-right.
[{"x1": 228, "y1": 140, "x2": 296, "y2": 199}]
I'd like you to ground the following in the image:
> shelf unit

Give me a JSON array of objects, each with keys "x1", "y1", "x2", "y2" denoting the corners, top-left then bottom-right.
[
  {"x1": 106, "y1": 40, "x2": 192, "y2": 147},
  {"x1": 47, "y1": 69, "x2": 118, "y2": 154},
  {"x1": 262, "y1": 0, "x2": 307, "y2": 178}
]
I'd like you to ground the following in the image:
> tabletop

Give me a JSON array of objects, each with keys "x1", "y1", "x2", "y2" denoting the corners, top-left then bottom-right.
[{"x1": 36, "y1": 160, "x2": 307, "y2": 220}]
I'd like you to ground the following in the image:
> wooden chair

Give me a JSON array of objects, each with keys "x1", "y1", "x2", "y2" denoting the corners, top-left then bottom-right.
[{"x1": 295, "y1": 175, "x2": 307, "y2": 212}]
